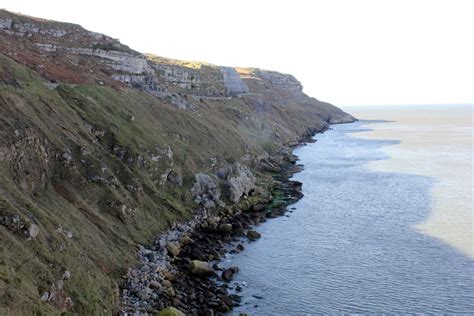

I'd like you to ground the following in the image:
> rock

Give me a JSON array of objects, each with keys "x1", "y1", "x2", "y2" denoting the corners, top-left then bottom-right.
[
  {"x1": 223, "y1": 207, "x2": 234, "y2": 216},
  {"x1": 40, "y1": 291, "x2": 49, "y2": 302},
  {"x1": 162, "y1": 279, "x2": 172, "y2": 288},
  {"x1": 226, "y1": 164, "x2": 256, "y2": 203},
  {"x1": 221, "y1": 267, "x2": 239, "y2": 281},
  {"x1": 220, "y1": 67, "x2": 249, "y2": 96},
  {"x1": 165, "y1": 286, "x2": 175, "y2": 297},
  {"x1": 158, "y1": 307, "x2": 185, "y2": 316},
  {"x1": 218, "y1": 223, "x2": 232, "y2": 234},
  {"x1": 162, "y1": 270, "x2": 175, "y2": 281},
  {"x1": 212, "y1": 263, "x2": 222, "y2": 271},
  {"x1": 180, "y1": 235, "x2": 194, "y2": 245},
  {"x1": 252, "y1": 204, "x2": 266, "y2": 212},
  {"x1": 189, "y1": 260, "x2": 214, "y2": 276},
  {"x1": 232, "y1": 222, "x2": 245, "y2": 236},
  {"x1": 269, "y1": 208, "x2": 285, "y2": 217},
  {"x1": 139, "y1": 292, "x2": 150, "y2": 300},
  {"x1": 231, "y1": 294, "x2": 242, "y2": 303},
  {"x1": 28, "y1": 224, "x2": 39, "y2": 239},
  {"x1": 145, "y1": 252, "x2": 156, "y2": 261},
  {"x1": 62, "y1": 271, "x2": 71, "y2": 280},
  {"x1": 202, "y1": 309, "x2": 215, "y2": 316},
  {"x1": 0, "y1": 214, "x2": 24, "y2": 231},
  {"x1": 191, "y1": 173, "x2": 222, "y2": 208},
  {"x1": 236, "y1": 243, "x2": 245, "y2": 252},
  {"x1": 207, "y1": 217, "x2": 219, "y2": 227},
  {"x1": 0, "y1": 18, "x2": 13, "y2": 30},
  {"x1": 191, "y1": 248, "x2": 207, "y2": 261},
  {"x1": 150, "y1": 280, "x2": 162, "y2": 289},
  {"x1": 62, "y1": 152, "x2": 72, "y2": 164},
  {"x1": 247, "y1": 230, "x2": 261, "y2": 241},
  {"x1": 220, "y1": 294, "x2": 235, "y2": 306},
  {"x1": 166, "y1": 242, "x2": 180, "y2": 257},
  {"x1": 292, "y1": 180, "x2": 303, "y2": 192}
]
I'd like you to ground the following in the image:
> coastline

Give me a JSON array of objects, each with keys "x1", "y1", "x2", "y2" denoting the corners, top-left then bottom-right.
[
  {"x1": 220, "y1": 119, "x2": 474, "y2": 314},
  {"x1": 118, "y1": 122, "x2": 351, "y2": 315}
]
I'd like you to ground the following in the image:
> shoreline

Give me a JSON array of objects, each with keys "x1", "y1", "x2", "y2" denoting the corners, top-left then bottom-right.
[{"x1": 118, "y1": 124, "x2": 340, "y2": 315}]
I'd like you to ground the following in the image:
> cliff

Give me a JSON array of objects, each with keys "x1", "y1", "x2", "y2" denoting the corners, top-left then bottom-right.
[{"x1": 0, "y1": 9, "x2": 355, "y2": 315}]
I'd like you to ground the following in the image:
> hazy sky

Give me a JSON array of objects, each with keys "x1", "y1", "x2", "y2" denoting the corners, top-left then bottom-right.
[{"x1": 1, "y1": 0, "x2": 473, "y2": 106}]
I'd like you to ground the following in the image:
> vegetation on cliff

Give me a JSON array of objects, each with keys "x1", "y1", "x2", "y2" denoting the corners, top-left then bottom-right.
[{"x1": 0, "y1": 9, "x2": 354, "y2": 315}]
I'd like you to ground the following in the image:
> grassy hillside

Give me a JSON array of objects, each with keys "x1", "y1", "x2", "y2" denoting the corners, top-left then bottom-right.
[
  {"x1": 0, "y1": 8, "x2": 355, "y2": 315},
  {"x1": 0, "y1": 52, "x2": 353, "y2": 314}
]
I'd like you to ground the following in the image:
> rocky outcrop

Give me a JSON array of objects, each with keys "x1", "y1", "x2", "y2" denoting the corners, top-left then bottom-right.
[
  {"x1": 191, "y1": 173, "x2": 222, "y2": 209},
  {"x1": 246, "y1": 69, "x2": 305, "y2": 100},
  {"x1": 0, "y1": 18, "x2": 12, "y2": 30},
  {"x1": 111, "y1": 74, "x2": 157, "y2": 91},
  {"x1": 329, "y1": 113, "x2": 357, "y2": 124},
  {"x1": 260, "y1": 70, "x2": 303, "y2": 94},
  {"x1": 152, "y1": 63, "x2": 201, "y2": 89},
  {"x1": 247, "y1": 230, "x2": 262, "y2": 241},
  {"x1": 221, "y1": 66, "x2": 249, "y2": 96},
  {"x1": 217, "y1": 163, "x2": 256, "y2": 203},
  {"x1": 67, "y1": 47, "x2": 152, "y2": 74}
]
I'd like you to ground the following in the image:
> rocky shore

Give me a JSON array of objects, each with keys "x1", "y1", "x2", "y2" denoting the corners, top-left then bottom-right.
[{"x1": 119, "y1": 137, "x2": 316, "y2": 315}]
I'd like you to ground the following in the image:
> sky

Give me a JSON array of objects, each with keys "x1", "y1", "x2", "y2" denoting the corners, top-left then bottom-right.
[{"x1": 1, "y1": 0, "x2": 473, "y2": 106}]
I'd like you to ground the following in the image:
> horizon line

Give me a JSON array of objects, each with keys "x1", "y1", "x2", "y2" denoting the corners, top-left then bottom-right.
[{"x1": 338, "y1": 103, "x2": 474, "y2": 107}]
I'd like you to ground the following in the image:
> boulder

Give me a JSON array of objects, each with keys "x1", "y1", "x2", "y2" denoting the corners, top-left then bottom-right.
[
  {"x1": 218, "y1": 223, "x2": 232, "y2": 234},
  {"x1": 247, "y1": 230, "x2": 261, "y2": 241},
  {"x1": 191, "y1": 173, "x2": 222, "y2": 208},
  {"x1": 28, "y1": 224, "x2": 39, "y2": 239},
  {"x1": 158, "y1": 307, "x2": 185, "y2": 316},
  {"x1": 164, "y1": 286, "x2": 175, "y2": 297},
  {"x1": 166, "y1": 242, "x2": 180, "y2": 257},
  {"x1": 180, "y1": 235, "x2": 194, "y2": 245},
  {"x1": 227, "y1": 164, "x2": 256, "y2": 203},
  {"x1": 162, "y1": 270, "x2": 176, "y2": 281},
  {"x1": 150, "y1": 280, "x2": 162, "y2": 290},
  {"x1": 221, "y1": 267, "x2": 239, "y2": 281},
  {"x1": 189, "y1": 260, "x2": 214, "y2": 276}
]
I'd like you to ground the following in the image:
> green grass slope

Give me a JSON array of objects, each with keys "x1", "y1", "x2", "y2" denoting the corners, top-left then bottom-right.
[{"x1": 0, "y1": 53, "x2": 353, "y2": 315}]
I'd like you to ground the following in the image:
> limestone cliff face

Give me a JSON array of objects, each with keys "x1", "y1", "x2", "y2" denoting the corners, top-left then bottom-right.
[
  {"x1": 0, "y1": 9, "x2": 355, "y2": 315},
  {"x1": 220, "y1": 66, "x2": 250, "y2": 96},
  {"x1": 0, "y1": 9, "x2": 355, "y2": 122}
]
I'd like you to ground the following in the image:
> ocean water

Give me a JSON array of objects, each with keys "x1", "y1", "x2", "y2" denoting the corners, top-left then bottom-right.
[
  {"x1": 348, "y1": 104, "x2": 473, "y2": 259},
  {"x1": 224, "y1": 105, "x2": 474, "y2": 314}
]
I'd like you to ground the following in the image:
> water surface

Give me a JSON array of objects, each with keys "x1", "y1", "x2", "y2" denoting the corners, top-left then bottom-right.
[
  {"x1": 224, "y1": 108, "x2": 474, "y2": 314},
  {"x1": 349, "y1": 104, "x2": 473, "y2": 258}
]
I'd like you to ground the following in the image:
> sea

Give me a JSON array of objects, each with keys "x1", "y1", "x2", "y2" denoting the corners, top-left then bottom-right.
[{"x1": 224, "y1": 104, "x2": 474, "y2": 314}]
